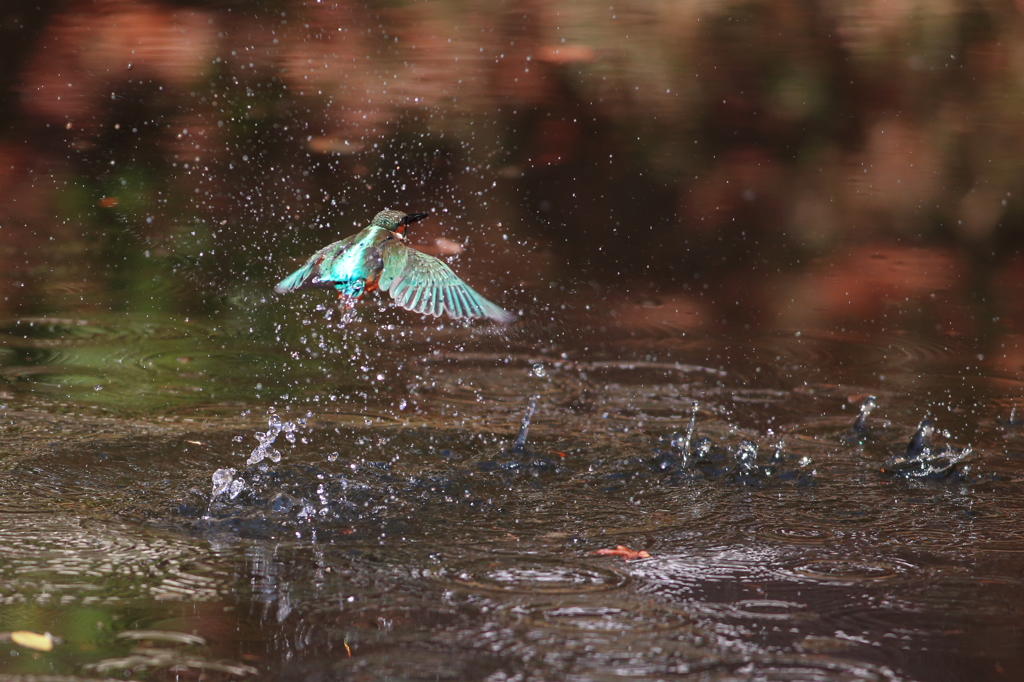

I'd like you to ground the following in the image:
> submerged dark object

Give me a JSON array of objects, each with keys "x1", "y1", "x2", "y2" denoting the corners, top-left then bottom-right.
[
  {"x1": 275, "y1": 209, "x2": 514, "y2": 323},
  {"x1": 881, "y1": 417, "x2": 974, "y2": 480}
]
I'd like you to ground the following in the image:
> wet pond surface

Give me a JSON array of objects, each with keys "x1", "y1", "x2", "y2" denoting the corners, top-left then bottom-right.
[
  {"x1": 6, "y1": 1, "x2": 1024, "y2": 680},
  {"x1": 4, "y1": 292, "x2": 1024, "y2": 681}
]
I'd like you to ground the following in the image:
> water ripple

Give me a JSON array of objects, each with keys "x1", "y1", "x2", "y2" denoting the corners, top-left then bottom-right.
[
  {"x1": 775, "y1": 557, "x2": 916, "y2": 584},
  {"x1": 0, "y1": 515, "x2": 230, "y2": 605},
  {"x1": 518, "y1": 597, "x2": 690, "y2": 633},
  {"x1": 445, "y1": 556, "x2": 628, "y2": 594}
]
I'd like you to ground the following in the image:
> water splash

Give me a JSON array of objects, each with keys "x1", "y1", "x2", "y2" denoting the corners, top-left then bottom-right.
[
  {"x1": 206, "y1": 467, "x2": 246, "y2": 518},
  {"x1": 693, "y1": 437, "x2": 714, "y2": 461},
  {"x1": 842, "y1": 395, "x2": 878, "y2": 444},
  {"x1": 881, "y1": 416, "x2": 974, "y2": 479},
  {"x1": 651, "y1": 420, "x2": 812, "y2": 485},
  {"x1": 335, "y1": 302, "x2": 361, "y2": 327},
  {"x1": 1006, "y1": 405, "x2": 1024, "y2": 427},
  {"x1": 904, "y1": 416, "x2": 935, "y2": 458},
  {"x1": 669, "y1": 400, "x2": 699, "y2": 464},
  {"x1": 768, "y1": 431, "x2": 786, "y2": 466},
  {"x1": 247, "y1": 412, "x2": 306, "y2": 466},
  {"x1": 735, "y1": 440, "x2": 759, "y2": 474},
  {"x1": 211, "y1": 468, "x2": 237, "y2": 499},
  {"x1": 511, "y1": 394, "x2": 539, "y2": 453}
]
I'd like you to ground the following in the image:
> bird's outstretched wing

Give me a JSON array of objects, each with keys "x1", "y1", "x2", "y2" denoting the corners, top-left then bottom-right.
[
  {"x1": 378, "y1": 240, "x2": 515, "y2": 323},
  {"x1": 274, "y1": 235, "x2": 358, "y2": 293}
]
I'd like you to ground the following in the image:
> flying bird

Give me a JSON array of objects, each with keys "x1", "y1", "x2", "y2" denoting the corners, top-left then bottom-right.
[{"x1": 275, "y1": 209, "x2": 515, "y2": 323}]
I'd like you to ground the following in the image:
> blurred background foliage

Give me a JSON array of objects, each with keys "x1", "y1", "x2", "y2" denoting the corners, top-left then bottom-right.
[{"x1": 3, "y1": 0, "x2": 1024, "y2": 332}]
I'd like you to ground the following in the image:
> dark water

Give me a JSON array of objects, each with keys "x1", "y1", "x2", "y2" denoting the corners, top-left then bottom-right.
[
  {"x1": 5, "y1": 1, "x2": 1024, "y2": 681},
  {"x1": 4, "y1": 298, "x2": 1024, "y2": 681}
]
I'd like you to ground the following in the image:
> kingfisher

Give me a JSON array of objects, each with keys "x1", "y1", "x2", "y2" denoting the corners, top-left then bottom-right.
[{"x1": 274, "y1": 209, "x2": 515, "y2": 323}]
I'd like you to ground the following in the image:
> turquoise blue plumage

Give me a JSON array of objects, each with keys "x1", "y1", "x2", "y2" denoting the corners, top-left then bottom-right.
[{"x1": 275, "y1": 209, "x2": 515, "y2": 324}]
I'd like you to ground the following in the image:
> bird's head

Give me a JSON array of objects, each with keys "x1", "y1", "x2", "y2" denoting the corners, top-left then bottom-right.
[{"x1": 371, "y1": 209, "x2": 429, "y2": 235}]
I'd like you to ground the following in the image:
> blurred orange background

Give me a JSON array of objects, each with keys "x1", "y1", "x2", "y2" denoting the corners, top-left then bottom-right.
[{"x1": 3, "y1": 0, "x2": 1024, "y2": 353}]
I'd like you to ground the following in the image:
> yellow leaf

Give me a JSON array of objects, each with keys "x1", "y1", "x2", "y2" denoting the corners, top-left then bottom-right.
[{"x1": 11, "y1": 631, "x2": 54, "y2": 652}]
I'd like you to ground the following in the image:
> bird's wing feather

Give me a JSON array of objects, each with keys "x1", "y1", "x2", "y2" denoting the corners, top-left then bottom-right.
[
  {"x1": 378, "y1": 240, "x2": 515, "y2": 323},
  {"x1": 274, "y1": 235, "x2": 358, "y2": 293}
]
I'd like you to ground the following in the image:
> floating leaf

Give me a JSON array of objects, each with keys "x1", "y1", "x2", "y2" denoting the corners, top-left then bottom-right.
[
  {"x1": 593, "y1": 545, "x2": 651, "y2": 560},
  {"x1": 11, "y1": 631, "x2": 55, "y2": 651}
]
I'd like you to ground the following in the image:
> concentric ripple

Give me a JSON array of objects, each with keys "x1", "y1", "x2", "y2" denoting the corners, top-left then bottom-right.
[
  {"x1": 693, "y1": 656, "x2": 901, "y2": 682},
  {"x1": 752, "y1": 524, "x2": 839, "y2": 546},
  {"x1": 447, "y1": 556, "x2": 628, "y2": 594},
  {"x1": 0, "y1": 515, "x2": 230, "y2": 605},
  {"x1": 776, "y1": 557, "x2": 915, "y2": 583},
  {"x1": 520, "y1": 598, "x2": 690, "y2": 633}
]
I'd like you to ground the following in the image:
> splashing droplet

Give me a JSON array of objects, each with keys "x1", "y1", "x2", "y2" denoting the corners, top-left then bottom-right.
[
  {"x1": 211, "y1": 468, "x2": 236, "y2": 498},
  {"x1": 247, "y1": 413, "x2": 300, "y2": 465},
  {"x1": 512, "y1": 395, "x2": 540, "y2": 453}
]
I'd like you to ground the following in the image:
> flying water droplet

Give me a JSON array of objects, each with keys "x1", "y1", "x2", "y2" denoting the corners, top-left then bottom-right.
[
  {"x1": 511, "y1": 395, "x2": 539, "y2": 453},
  {"x1": 843, "y1": 395, "x2": 878, "y2": 444},
  {"x1": 228, "y1": 478, "x2": 247, "y2": 498},
  {"x1": 670, "y1": 400, "x2": 700, "y2": 461},
  {"x1": 1007, "y1": 406, "x2": 1024, "y2": 426},
  {"x1": 211, "y1": 468, "x2": 236, "y2": 498},
  {"x1": 693, "y1": 437, "x2": 713, "y2": 460},
  {"x1": 769, "y1": 437, "x2": 786, "y2": 465},
  {"x1": 247, "y1": 412, "x2": 300, "y2": 465},
  {"x1": 735, "y1": 440, "x2": 758, "y2": 474}
]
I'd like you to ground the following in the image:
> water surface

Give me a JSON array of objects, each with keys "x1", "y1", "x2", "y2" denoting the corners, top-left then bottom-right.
[{"x1": 4, "y1": 1, "x2": 1024, "y2": 680}]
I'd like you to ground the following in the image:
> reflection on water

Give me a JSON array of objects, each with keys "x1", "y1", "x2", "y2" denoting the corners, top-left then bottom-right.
[
  {"x1": 4, "y1": 1, "x2": 1024, "y2": 680},
  {"x1": 4, "y1": 311, "x2": 1024, "y2": 679}
]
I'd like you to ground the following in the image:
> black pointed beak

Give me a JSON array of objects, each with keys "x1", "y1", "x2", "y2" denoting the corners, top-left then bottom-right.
[{"x1": 402, "y1": 212, "x2": 430, "y2": 226}]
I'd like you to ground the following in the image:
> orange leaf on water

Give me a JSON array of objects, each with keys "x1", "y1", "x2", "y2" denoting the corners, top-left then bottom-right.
[{"x1": 593, "y1": 545, "x2": 651, "y2": 560}]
